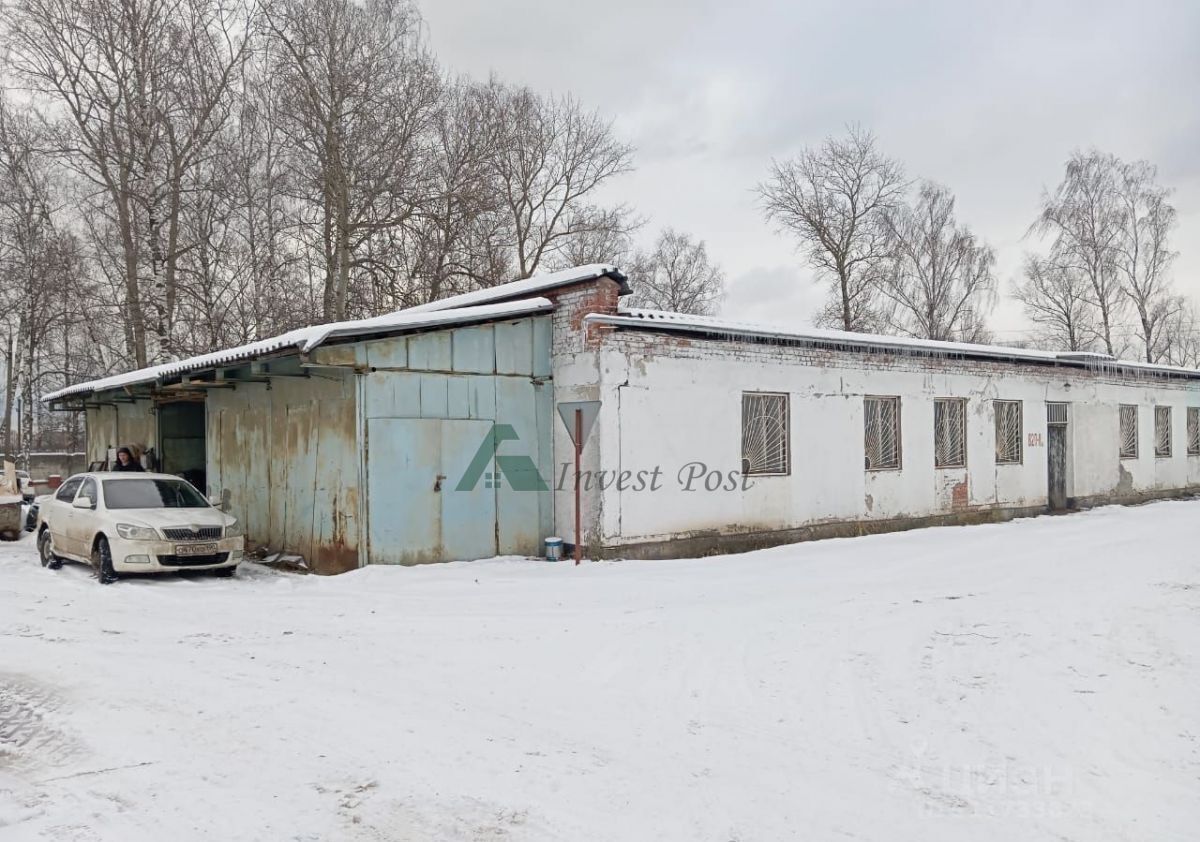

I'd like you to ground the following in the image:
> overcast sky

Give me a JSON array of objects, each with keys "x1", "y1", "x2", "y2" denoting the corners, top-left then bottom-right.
[{"x1": 422, "y1": 0, "x2": 1200, "y2": 340}]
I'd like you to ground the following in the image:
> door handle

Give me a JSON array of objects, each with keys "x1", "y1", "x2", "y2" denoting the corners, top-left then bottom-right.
[{"x1": 433, "y1": 474, "x2": 446, "y2": 492}]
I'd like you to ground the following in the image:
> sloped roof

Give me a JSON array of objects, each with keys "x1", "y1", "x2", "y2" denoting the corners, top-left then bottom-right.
[
  {"x1": 592, "y1": 308, "x2": 1200, "y2": 379},
  {"x1": 44, "y1": 297, "x2": 554, "y2": 402},
  {"x1": 405, "y1": 264, "x2": 630, "y2": 313}
]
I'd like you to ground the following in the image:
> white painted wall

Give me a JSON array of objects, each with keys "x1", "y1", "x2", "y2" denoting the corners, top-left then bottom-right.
[{"x1": 584, "y1": 331, "x2": 1200, "y2": 548}]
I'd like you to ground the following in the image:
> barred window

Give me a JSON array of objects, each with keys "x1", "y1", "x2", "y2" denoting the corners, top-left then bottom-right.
[
  {"x1": 1119, "y1": 405, "x2": 1138, "y2": 459},
  {"x1": 864, "y1": 396, "x2": 901, "y2": 470},
  {"x1": 1189, "y1": 408, "x2": 1200, "y2": 456},
  {"x1": 934, "y1": 398, "x2": 966, "y2": 468},
  {"x1": 994, "y1": 400, "x2": 1022, "y2": 464},
  {"x1": 741, "y1": 392, "x2": 789, "y2": 475},
  {"x1": 1154, "y1": 406, "x2": 1171, "y2": 458}
]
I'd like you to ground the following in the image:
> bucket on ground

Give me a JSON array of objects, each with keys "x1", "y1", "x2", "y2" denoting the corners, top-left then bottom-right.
[{"x1": 544, "y1": 536, "x2": 563, "y2": 561}]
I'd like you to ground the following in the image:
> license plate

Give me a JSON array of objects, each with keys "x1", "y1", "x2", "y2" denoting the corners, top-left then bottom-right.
[{"x1": 175, "y1": 542, "x2": 219, "y2": 556}]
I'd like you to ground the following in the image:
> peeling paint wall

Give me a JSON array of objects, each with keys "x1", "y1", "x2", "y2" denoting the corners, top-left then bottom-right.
[
  {"x1": 588, "y1": 330, "x2": 1200, "y2": 551},
  {"x1": 84, "y1": 401, "x2": 158, "y2": 464},
  {"x1": 205, "y1": 363, "x2": 360, "y2": 574}
]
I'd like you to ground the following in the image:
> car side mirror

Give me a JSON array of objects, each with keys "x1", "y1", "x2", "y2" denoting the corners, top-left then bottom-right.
[
  {"x1": 208, "y1": 495, "x2": 222, "y2": 509},
  {"x1": 72, "y1": 496, "x2": 94, "y2": 510}
]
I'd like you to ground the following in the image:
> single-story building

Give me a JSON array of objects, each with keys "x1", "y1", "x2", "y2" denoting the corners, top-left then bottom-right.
[{"x1": 46, "y1": 264, "x2": 1200, "y2": 572}]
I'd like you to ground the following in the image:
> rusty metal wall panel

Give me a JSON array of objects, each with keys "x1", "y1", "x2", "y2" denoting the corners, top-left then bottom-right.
[
  {"x1": 447, "y1": 376, "x2": 470, "y2": 418},
  {"x1": 364, "y1": 372, "x2": 420, "y2": 418},
  {"x1": 533, "y1": 380, "x2": 555, "y2": 540},
  {"x1": 495, "y1": 319, "x2": 534, "y2": 375},
  {"x1": 365, "y1": 336, "x2": 407, "y2": 369},
  {"x1": 468, "y1": 376, "x2": 496, "y2": 420},
  {"x1": 206, "y1": 369, "x2": 358, "y2": 573},
  {"x1": 283, "y1": 403, "x2": 318, "y2": 562},
  {"x1": 452, "y1": 324, "x2": 495, "y2": 374},
  {"x1": 366, "y1": 418, "x2": 442, "y2": 563},
  {"x1": 365, "y1": 417, "x2": 495, "y2": 564},
  {"x1": 407, "y1": 332, "x2": 451, "y2": 370},
  {"x1": 313, "y1": 395, "x2": 360, "y2": 572},
  {"x1": 418, "y1": 374, "x2": 449, "y2": 418},
  {"x1": 495, "y1": 377, "x2": 547, "y2": 555}
]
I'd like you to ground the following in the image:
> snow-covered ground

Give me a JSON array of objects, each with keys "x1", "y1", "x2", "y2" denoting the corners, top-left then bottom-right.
[{"x1": 2, "y1": 502, "x2": 1198, "y2": 841}]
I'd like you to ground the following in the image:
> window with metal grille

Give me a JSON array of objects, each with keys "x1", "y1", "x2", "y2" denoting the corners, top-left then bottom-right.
[
  {"x1": 1154, "y1": 406, "x2": 1171, "y2": 458},
  {"x1": 993, "y1": 400, "x2": 1022, "y2": 464},
  {"x1": 1046, "y1": 402, "x2": 1068, "y2": 425},
  {"x1": 864, "y1": 396, "x2": 901, "y2": 470},
  {"x1": 933, "y1": 398, "x2": 966, "y2": 468},
  {"x1": 1188, "y1": 408, "x2": 1200, "y2": 456},
  {"x1": 1119, "y1": 405, "x2": 1138, "y2": 459},
  {"x1": 741, "y1": 392, "x2": 789, "y2": 475}
]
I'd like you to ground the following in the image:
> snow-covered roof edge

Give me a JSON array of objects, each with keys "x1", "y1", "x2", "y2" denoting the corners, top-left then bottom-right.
[
  {"x1": 44, "y1": 298, "x2": 554, "y2": 402},
  {"x1": 592, "y1": 308, "x2": 1200, "y2": 379},
  {"x1": 405, "y1": 264, "x2": 630, "y2": 314}
]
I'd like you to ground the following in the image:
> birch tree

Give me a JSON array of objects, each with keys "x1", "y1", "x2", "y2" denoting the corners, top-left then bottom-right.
[
  {"x1": 876, "y1": 182, "x2": 996, "y2": 342},
  {"x1": 758, "y1": 126, "x2": 906, "y2": 332},
  {"x1": 1112, "y1": 160, "x2": 1178, "y2": 362},
  {"x1": 266, "y1": 0, "x2": 440, "y2": 321},
  {"x1": 1013, "y1": 256, "x2": 1098, "y2": 352},
  {"x1": 1031, "y1": 151, "x2": 1127, "y2": 357},
  {"x1": 6, "y1": 0, "x2": 255, "y2": 366}
]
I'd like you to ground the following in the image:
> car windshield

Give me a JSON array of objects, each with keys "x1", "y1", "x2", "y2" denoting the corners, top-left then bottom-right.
[{"x1": 103, "y1": 478, "x2": 209, "y2": 510}]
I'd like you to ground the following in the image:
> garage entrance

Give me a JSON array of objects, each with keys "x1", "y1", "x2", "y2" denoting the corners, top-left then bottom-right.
[{"x1": 158, "y1": 400, "x2": 207, "y2": 491}]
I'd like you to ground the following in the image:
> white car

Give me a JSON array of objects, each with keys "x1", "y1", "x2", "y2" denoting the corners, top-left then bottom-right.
[
  {"x1": 37, "y1": 472, "x2": 244, "y2": 583},
  {"x1": 14, "y1": 469, "x2": 34, "y2": 502}
]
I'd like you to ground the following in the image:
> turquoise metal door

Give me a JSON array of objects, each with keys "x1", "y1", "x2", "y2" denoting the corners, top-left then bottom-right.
[{"x1": 366, "y1": 418, "x2": 496, "y2": 564}]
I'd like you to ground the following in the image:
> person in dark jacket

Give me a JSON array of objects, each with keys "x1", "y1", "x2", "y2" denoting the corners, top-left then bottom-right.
[{"x1": 113, "y1": 447, "x2": 145, "y2": 472}]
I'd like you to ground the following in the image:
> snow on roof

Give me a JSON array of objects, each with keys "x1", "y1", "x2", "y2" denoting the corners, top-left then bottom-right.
[
  {"x1": 595, "y1": 308, "x2": 1200, "y2": 378},
  {"x1": 44, "y1": 297, "x2": 554, "y2": 402},
  {"x1": 404, "y1": 264, "x2": 629, "y2": 314}
]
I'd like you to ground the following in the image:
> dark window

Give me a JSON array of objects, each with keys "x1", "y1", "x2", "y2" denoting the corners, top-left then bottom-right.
[
  {"x1": 1188, "y1": 408, "x2": 1199, "y2": 456},
  {"x1": 103, "y1": 479, "x2": 209, "y2": 510},
  {"x1": 55, "y1": 477, "x2": 83, "y2": 502}
]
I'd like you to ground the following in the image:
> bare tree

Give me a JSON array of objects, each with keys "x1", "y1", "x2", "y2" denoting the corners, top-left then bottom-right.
[
  {"x1": 485, "y1": 82, "x2": 635, "y2": 280},
  {"x1": 6, "y1": 0, "x2": 255, "y2": 366},
  {"x1": 1157, "y1": 297, "x2": 1200, "y2": 368},
  {"x1": 758, "y1": 125, "x2": 905, "y2": 332},
  {"x1": 0, "y1": 94, "x2": 90, "y2": 459},
  {"x1": 1013, "y1": 256, "x2": 1098, "y2": 352},
  {"x1": 1031, "y1": 151, "x2": 1128, "y2": 357},
  {"x1": 874, "y1": 182, "x2": 996, "y2": 342},
  {"x1": 266, "y1": 0, "x2": 441, "y2": 321},
  {"x1": 1111, "y1": 159, "x2": 1179, "y2": 362},
  {"x1": 625, "y1": 228, "x2": 725, "y2": 315}
]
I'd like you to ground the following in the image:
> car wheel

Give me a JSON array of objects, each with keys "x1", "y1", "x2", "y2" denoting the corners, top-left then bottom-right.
[
  {"x1": 212, "y1": 566, "x2": 236, "y2": 578},
  {"x1": 38, "y1": 531, "x2": 62, "y2": 570},
  {"x1": 94, "y1": 537, "x2": 118, "y2": 585}
]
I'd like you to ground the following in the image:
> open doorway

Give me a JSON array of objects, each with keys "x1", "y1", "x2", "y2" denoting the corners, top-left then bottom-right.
[{"x1": 158, "y1": 400, "x2": 207, "y2": 492}]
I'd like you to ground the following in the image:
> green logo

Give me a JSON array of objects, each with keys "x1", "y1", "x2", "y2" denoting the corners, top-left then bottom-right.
[{"x1": 456, "y1": 424, "x2": 549, "y2": 492}]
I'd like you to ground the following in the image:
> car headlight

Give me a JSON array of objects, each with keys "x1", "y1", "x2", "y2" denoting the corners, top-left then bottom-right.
[
  {"x1": 225, "y1": 520, "x2": 244, "y2": 538},
  {"x1": 116, "y1": 523, "x2": 159, "y2": 540}
]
